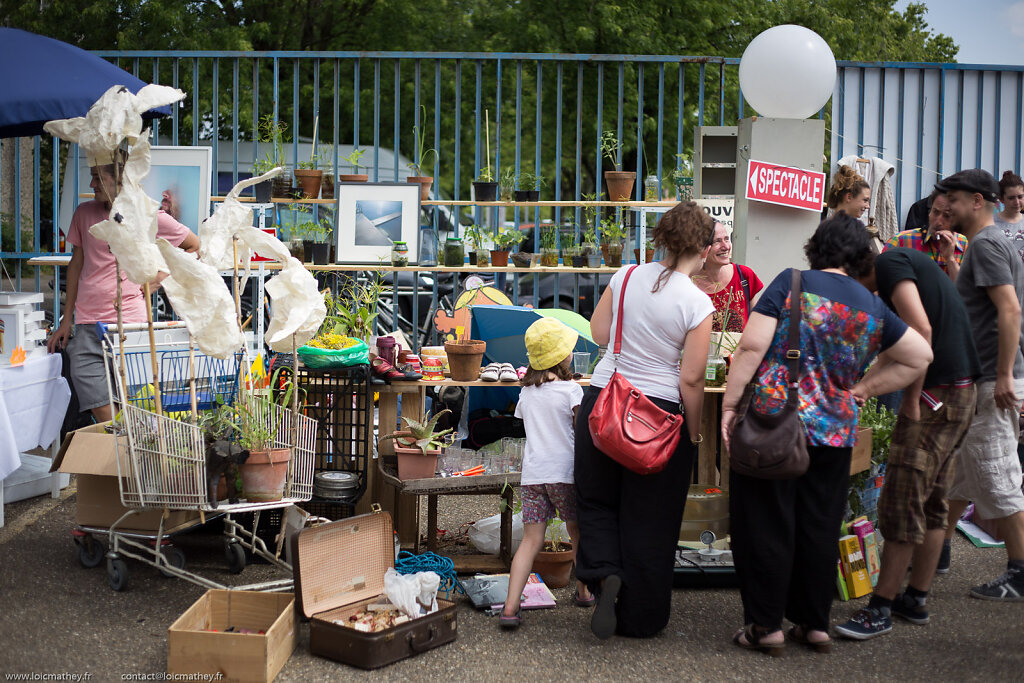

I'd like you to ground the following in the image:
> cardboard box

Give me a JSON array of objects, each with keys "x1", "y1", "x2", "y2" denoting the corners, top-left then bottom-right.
[
  {"x1": 851, "y1": 519, "x2": 881, "y2": 587},
  {"x1": 850, "y1": 427, "x2": 872, "y2": 475},
  {"x1": 49, "y1": 422, "x2": 199, "y2": 532},
  {"x1": 168, "y1": 590, "x2": 296, "y2": 683},
  {"x1": 295, "y1": 511, "x2": 458, "y2": 669}
]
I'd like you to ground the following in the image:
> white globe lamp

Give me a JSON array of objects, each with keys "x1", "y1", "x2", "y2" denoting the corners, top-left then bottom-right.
[{"x1": 738, "y1": 25, "x2": 837, "y2": 120}]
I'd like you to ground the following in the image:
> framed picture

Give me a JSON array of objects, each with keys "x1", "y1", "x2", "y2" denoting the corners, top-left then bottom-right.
[
  {"x1": 334, "y1": 182, "x2": 420, "y2": 264},
  {"x1": 143, "y1": 146, "x2": 213, "y2": 236}
]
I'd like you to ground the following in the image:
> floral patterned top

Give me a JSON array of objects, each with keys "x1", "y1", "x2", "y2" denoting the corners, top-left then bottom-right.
[{"x1": 750, "y1": 269, "x2": 907, "y2": 447}]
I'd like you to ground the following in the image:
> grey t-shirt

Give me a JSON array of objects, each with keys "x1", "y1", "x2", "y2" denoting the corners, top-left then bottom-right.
[
  {"x1": 957, "y1": 225, "x2": 1024, "y2": 382},
  {"x1": 995, "y1": 213, "x2": 1024, "y2": 263}
]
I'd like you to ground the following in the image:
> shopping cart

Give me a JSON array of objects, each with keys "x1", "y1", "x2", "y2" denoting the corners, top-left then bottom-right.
[{"x1": 72, "y1": 322, "x2": 316, "y2": 592}]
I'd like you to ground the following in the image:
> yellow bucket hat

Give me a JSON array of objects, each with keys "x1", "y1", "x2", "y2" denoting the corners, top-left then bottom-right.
[{"x1": 524, "y1": 318, "x2": 578, "y2": 370}]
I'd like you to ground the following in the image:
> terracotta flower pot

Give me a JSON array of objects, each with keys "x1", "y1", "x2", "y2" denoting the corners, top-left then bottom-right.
[
  {"x1": 490, "y1": 250, "x2": 510, "y2": 267},
  {"x1": 604, "y1": 170, "x2": 637, "y2": 201},
  {"x1": 239, "y1": 448, "x2": 291, "y2": 502},
  {"x1": 408, "y1": 176, "x2": 433, "y2": 200},
  {"x1": 444, "y1": 339, "x2": 487, "y2": 381},
  {"x1": 634, "y1": 248, "x2": 655, "y2": 264},
  {"x1": 337, "y1": 173, "x2": 368, "y2": 183},
  {"x1": 395, "y1": 447, "x2": 440, "y2": 480},
  {"x1": 294, "y1": 168, "x2": 323, "y2": 199},
  {"x1": 532, "y1": 545, "x2": 575, "y2": 588}
]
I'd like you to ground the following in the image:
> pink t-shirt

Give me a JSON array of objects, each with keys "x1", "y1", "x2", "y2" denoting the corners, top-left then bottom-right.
[{"x1": 67, "y1": 201, "x2": 192, "y2": 324}]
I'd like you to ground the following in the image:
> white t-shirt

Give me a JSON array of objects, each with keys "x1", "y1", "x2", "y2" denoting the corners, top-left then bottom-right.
[
  {"x1": 514, "y1": 380, "x2": 584, "y2": 485},
  {"x1": 590, "y1": 263, "x2": 715, "y2": 402}
]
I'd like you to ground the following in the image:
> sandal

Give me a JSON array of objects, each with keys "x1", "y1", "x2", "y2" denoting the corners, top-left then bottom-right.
[
  {"x1": 498, "y1": 363, "x2": 519, "y2": 382},
  {"x1": 591, "y1": 574, "x2": 621, "y2": 640},
  {"x1": 573, "y1": 590, "x2": 596, "y2": 608},
  {"x1": 786, "y1": 625, "x2": 833, "y2": 653},
  {"x1": 732, "y1": 624, "x2": 786, "y2": 657},
  {"x1": 480, "y1": 362, "x2": 501, "y2": 382},
  {"x1": 498, "y1": 608, "x2": 522, "y2": 630}
]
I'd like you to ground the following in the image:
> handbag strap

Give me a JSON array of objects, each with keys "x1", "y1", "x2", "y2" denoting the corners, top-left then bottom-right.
[
  {"x1": 786, "y1": 268, "x2": 802, "y2": 402},
  {"x1": 612, "y1": 265, "x2": 639, "y2": 359}
]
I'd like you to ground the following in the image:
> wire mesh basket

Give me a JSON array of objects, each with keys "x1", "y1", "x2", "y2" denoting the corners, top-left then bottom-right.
[{"x1": 115, "y1": 400, "x2": 316, "y2": 511}]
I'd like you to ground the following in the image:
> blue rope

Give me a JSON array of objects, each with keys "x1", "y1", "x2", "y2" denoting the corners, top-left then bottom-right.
[{"x1": 395, "y1": 551, "x2": 465, "y2": 597}]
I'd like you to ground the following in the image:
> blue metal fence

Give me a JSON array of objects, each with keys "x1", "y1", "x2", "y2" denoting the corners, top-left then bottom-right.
[{"x1": 3, "y1": 51, "x2": 1022, "y2": 304}]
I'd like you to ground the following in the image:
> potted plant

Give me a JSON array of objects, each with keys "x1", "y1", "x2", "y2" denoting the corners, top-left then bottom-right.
[
  {"x1": 600, "y1": 217, "x2": 628, "y2": 268},
  {"x1": 311, "y1": 218, "x2": 333, "y2": 264},
  {"x1": 294, "y1": 159, "x2": 323, "y2": 199},
  {"x1": 317, "y1": 144, "x2": 336, "y2": 198},
  {"x1": 531, "y1": 514, "x2": 576, "y2": 588},
  {"x1": 498, "y1": 166, "x2": 517, "y2": 202},
  {"x1": 291, "y1": 211, "x2": 317, "y2": 262},
  {"x1": 251, "y1": 156, "x2": 276, "y2": 203},
  {"x1": 444, "y1": 338, "x2": 487, "y2": 381},
  {"x1": 515, "y1": 171, "x2": 544, "y2": 202},
  {"x1": 635, "y1": 238, "x2": 656, "y2": 264},
  {"x1": 380, "y1": 410, "x2": 454, "y2": 480},
  {"x1": 581, "y1": 224, "x2": 601, "y2": 267},
  {"x1": 408, "y1": 105, "x2": 437, "y2": 201},
  {"x1": 670, "y1": 152, "x2": 694, "y2": 201},
  {"x1": 257, "y1": 115, "x2": 292, "y2": 199},
  {"x1": 464, "y1": 224, "x2": 491, "y2": 267},
  {"x1": 491, "y1": 227, "x2": 525, "y2": 267},
  {"x1": 338, "y1": 148, "x2": 368, "y2": 183},
  {"x1": 601, "y1": 130, "x2": 636, "y2": 201},
  {"x1": 321, "y1": 270, "x2": 387, "y2": 343},
  {"x1": 234, "y1": 395, "x2": 291, "y2": 502},
  {"x1": 539, "y1": 225, "x2": 559, "y2": 267},
  {"x1": 473, "y1": 167, "x2": 498, "y2": 202}
]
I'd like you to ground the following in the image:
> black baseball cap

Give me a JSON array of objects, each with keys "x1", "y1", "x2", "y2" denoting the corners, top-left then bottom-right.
[{"x1": 934, "y1": 169, "x2": 1000, "y2": 203}]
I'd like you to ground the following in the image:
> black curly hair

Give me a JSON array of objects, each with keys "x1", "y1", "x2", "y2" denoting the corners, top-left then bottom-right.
[{"x1": 804, "y1": 213, "x2": 876, "y2": 278}]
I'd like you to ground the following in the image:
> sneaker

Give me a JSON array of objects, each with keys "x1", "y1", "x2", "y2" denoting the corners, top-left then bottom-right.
[
  {"x1": 892, "y1": 593, "x2": 930, "y2": 625},
  {"x1": 834, "y1": 607, "x2": 893, "y2": 640},
  {"x1": 969, "y1": 567, "x2": 1024, "y2": 601},
  {"x1": 935, "y1": 542, "x2": 951, "y2": 574}
]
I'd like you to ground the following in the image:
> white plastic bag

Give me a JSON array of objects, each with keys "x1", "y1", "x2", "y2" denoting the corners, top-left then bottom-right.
[
  {"x1": 468, "y1": 512, "x2": 523, "y2": 555},
  {"x1": 383, "y1": 568, "x2": 439, "y2": 619}
]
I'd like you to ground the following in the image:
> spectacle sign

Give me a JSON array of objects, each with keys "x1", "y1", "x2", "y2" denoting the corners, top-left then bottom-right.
[{"x1": 745, "y1": 159, "x2": 826, "y2": 212}]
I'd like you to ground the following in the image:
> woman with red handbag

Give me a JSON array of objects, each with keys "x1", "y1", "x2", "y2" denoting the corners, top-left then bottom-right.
[
  {"x1": 721, "y1": 214, "x2": 932, "y2": 655},
  {"x1": 575, "y1": 201, "x2": 715, "y2": 639}
]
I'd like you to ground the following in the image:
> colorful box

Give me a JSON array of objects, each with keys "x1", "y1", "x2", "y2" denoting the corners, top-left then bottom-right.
[
  {"x1": 851, "y1": 519, "x2": 881, "y2": 587},
  {"x1": 839, "y1": 534, "x2": 872, "y2": 599}
]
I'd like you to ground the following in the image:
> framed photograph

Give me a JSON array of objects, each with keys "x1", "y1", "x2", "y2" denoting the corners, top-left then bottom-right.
[
  {"x1": 335, "y1": 182, "x2": 420, "y2": 264},
  {"x1": 143, "y1": 146, "x2": 213, "y2": 236}
]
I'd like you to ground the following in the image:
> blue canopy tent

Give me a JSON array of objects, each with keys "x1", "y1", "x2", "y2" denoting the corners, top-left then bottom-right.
[{"x1": 0, "y1": 28, "x2": 171, "y2": 138}]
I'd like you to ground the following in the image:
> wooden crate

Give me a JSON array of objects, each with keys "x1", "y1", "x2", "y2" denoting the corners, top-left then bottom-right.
[{"x1": 168, "y1": 590, "x2": 296, "y2": 683}]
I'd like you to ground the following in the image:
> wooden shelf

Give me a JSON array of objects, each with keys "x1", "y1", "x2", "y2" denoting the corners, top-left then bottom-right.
[
  {"x1": 210, "y1": 196, "x2": 335, "y2": 204},
  {"x1": 423, "y1": 200, "x2": 678, "y2": 208}
]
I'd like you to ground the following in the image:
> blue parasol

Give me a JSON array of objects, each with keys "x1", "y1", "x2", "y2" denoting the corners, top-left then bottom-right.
[
  {"x1": 469, "y1": 305, "x2": 599, "y2": 368},
  {"x1": 0, "y1": 28, "x2": 171, "y2": 138}
]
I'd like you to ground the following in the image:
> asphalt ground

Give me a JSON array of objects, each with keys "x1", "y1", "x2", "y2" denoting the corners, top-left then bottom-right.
[{"x1": 1, "y1": 482, "x2": 1021, "y2": 682}]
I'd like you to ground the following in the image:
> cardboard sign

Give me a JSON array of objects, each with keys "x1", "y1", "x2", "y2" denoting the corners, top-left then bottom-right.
[{"x1": 745, "y1": 159, "x2": 825, "y2": 212}]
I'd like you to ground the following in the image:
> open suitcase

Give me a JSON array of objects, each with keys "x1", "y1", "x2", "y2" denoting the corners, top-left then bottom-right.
[{"x1": 293, "y1": 509, "x2": 458, "y2": 669}]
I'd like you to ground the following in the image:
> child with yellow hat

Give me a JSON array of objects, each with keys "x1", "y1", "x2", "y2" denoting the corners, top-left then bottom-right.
[{"x1": 499, "y1": 318, "x2": 593, "y2": 628}]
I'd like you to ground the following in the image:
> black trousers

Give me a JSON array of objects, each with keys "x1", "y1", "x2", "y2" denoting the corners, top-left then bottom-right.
[
  {"x1": 574, "y1": 385, "x2": 696, "y2": 638},
  {"x1": 729, "y1": 445, "x2": 851, "y2": 632}
]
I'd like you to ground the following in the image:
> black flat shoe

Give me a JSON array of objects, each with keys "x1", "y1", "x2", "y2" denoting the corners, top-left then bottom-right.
[{"x1": 590, "y1": 574, "x2": 621, "y2": 640}]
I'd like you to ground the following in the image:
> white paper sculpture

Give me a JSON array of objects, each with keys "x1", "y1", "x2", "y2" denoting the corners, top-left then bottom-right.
[
  {"x1": 87, "y1": 132, "x2": 168, "y2": 285},
  {"x1": 235, "y1": 225, "x2": 326, "y2": 351},
  {"x1": 44, "y1": 84, "x2": 186, "y2": 166},
  {"x1": 157, "y1": 238, "x2": 244, "y2": 359},
  {"x1": 199, "y1": 167, "x2": 283, "y2": 271}
]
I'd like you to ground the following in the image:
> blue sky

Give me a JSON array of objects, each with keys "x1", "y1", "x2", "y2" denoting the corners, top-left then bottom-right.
[{"x1": 896, "y1": 0, "x2": 1024, "y2": 65}]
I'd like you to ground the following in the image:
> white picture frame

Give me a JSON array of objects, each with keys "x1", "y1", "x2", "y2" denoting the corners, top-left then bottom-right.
[
  {"x1": 143, "y1": 146, "x2": 213, "y2": 235},
  {"x1": 334, "y1": 182, "x2": 420, "y2": 264}
]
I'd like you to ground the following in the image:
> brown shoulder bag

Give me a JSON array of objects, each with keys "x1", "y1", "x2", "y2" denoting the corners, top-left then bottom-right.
[{"x1": 729, "y1": 268, "x2": 809, "y2": 480}]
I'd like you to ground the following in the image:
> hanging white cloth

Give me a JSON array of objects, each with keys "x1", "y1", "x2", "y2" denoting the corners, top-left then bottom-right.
[
  {"x1": 837, "y1": 155, "x2": 898, "y2": 242},
  {"x1": 0, "y1": 355, "x2": 70, "y2": 481}
]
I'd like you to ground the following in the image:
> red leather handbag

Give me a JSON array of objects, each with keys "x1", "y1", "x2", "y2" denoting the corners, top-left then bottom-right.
[{"x1": 588, "y1": 266, "x2": 684, "y2": 475}]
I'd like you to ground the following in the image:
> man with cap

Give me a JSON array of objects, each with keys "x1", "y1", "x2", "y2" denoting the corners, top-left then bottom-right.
[
  {"x1": 46, "y1": 154, "x2": 199, "y2": 423},
  {"x1": 937, "y1": 168, "x2": 1024, "y2": 601}
]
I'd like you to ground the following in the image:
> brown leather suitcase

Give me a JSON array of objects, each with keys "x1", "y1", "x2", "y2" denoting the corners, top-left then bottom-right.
[{"x1": 294, "y1": 509, "x2": 458, "y2": 669}]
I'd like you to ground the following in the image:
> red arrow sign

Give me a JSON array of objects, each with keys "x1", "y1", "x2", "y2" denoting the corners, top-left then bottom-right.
[{"x1": 745, "y1": 159, "x2": 826, "y2": 212}]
